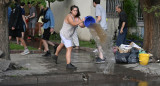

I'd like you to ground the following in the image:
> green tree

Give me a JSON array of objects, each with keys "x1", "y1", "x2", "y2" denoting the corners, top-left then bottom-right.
[
  {"x1": 140, "y1": 0, "x2": 160, "y2": 59},
  {"x1": 21, "y1": 0, "x2": 64, "y2": 7},
  {"x1": 0, "y1": 0, "x2": 10, "y2": 60}
]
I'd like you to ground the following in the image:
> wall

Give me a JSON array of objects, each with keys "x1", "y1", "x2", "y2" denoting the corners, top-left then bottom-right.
[
  {"x1": 107, "y1": 18, "x2": 119, "y2": 40},
  {"x1": 129, "y1": 22, "x2": 144, "y2": 38}
]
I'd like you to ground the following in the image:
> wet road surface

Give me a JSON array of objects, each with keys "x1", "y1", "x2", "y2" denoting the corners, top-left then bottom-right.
[{"x1": 2, "y1": 40, "x2": 160, "y2": 86}]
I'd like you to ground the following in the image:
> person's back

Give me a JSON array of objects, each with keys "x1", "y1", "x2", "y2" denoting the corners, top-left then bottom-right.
[
  {"x1": 9, "y1": 4, "x2": 23, "y2": 30},
  {"x1": 20, "y1": 7, "x2": 25, "y2": 24},
  {"x1": 43, "y1": 8, "x2": 55, "y2": 29},
  {"x1": 93, "y1": 0, "x2": 107, "y2": 63},
  {"x1": 95, "y1": 4, "x2": 107, "y2": 30}
]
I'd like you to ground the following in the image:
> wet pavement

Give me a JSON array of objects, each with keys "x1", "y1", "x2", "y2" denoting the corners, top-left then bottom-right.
[
  {"x1": 0, "y1": 48, "x2": 160, "y2": 86},
  {"x1": 1, "y1": 39, "x2": 160, "y2": 86}
]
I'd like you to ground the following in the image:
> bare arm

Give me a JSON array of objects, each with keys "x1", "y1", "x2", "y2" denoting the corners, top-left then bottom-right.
[
  {"x1": 96, "y1": 16, "x2": 101, "y2": 23},
  {"x1": 67, "y1": 15, "x2": 83, "y2": 26},
  {"x1": 22, "y1": 15, "x2": 27, "y2": 28},
  {"x1": 120, "y1": 22, "x2": 126, "y2": 34},
  {"x1": 38, "y1": 22, "x2": 42, "y2": 33},
  {"x1": 29, "y1": 13, "x2": 35, "y2": 18},
  {"x1": 78, "y1": 17, "x2": 85, "y2": 28}
]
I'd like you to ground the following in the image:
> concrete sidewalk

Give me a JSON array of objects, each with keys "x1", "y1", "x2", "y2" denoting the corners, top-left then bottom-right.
[
  {"x1": 1, "y1": 49, "x2": 160, "y2": 76},
  {"x1": 0, "y1": 49, "x2": 99, "y2": 76},
  {"x1": 123, "y1": 63, "x2": 160, "y2": 76},
  {"x1": 1, "y1": 48, "x2": 160, "y2": 86}
]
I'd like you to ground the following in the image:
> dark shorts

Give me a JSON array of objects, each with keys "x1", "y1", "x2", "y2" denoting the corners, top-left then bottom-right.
[
  {"x1": 9, "y1": 29, "x2": 22, "y2": 38},
  {"x1": 20, "y1": 24, "x2": 26, "y2": 32},
  {"x1": 42, "y1": 28, "x2": 51, "y2": 40}
]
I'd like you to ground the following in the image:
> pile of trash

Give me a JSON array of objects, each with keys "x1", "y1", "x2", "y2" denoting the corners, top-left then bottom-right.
[{"x1": 114, "y1": 42, "x2": 152, "y2": 65}]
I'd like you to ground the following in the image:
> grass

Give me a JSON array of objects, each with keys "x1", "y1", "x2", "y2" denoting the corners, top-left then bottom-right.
[
  {"x1": 49, "y1": 33, "x2": 96, "y2": 48},
  {"x1": 10, "y1": 43, "x2": 37, "y2": 50},
  {"x1": 79, "y1": 40, "x2": 96, "y2": 48},
  {"x1": 51, "y1": 39, "x2": 96, "y2": 48},
  {"x1": 51, "y1": 40, "x2": 61, "y2": 44}
]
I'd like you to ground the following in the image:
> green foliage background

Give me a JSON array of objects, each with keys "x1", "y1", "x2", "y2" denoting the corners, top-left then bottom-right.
[
  {"x1": 144, "y1": 5, "x2": 160, "y2": 17},
  {"x1": 20, "y1": 0, "x2": 64, "y2": 5},
  {"x1": 123, "y1": 0, "x2": 137, "y2": 27}
]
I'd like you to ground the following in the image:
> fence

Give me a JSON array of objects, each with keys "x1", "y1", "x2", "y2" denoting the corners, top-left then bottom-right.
[
  {"x1": 106, "y1": 0, "x2": 144, "y2": 22},
  {"x1": 106, "y1": 0, "x2": 123, "y2": 18},
  {"x1": 138, "y1": 1, "x2": 144, "y2": 22}
]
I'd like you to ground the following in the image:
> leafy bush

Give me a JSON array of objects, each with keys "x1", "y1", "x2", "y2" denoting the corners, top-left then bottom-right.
[
  {"x1": 123, "y1": 0, "x2": 137, "y2": 27},
  {"x1": 127, "y1": 33, "x2": 143, "y2": 41}
]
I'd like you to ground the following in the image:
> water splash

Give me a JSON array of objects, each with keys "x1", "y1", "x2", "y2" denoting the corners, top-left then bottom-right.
[{"x1": 88, "y1": 23, "x2": 115, "y2": 74}]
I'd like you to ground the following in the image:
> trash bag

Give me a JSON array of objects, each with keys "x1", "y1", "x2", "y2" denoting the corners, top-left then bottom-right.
[
  {"x1": 128, "y1": 47, "x2": 139, "y2": 64},
  {"x1": 115, "y1": 51, "x2": 130, "y2": 63},
  {"x1": 130, "y1": 47, "x2": 139, "y2": 54}
]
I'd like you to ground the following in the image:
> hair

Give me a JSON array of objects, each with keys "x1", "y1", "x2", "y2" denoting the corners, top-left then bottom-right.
[
  {"x1": 27, "y1": 2, "x2": 30, "y2": 4},
  {"x1": 20, "y1": 2, "x2": 25, "y2": 6},
  {"x1": 93, "y1": 0, "x2": 100, "y2": 4},
  {"x1": 28, "y1": 1, "x2": 34, "y2": 5},
  {"x1": 70, "y1": 5, "x2": 80, "y2": 17},
  {"x1": 14, "y1": 0, "x2": 18, "y2": 3},
  {"x1": 116, "y1": 4, "x2": 122, "y2": 10}
]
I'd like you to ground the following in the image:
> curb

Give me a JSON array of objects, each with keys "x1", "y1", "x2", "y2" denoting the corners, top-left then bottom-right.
[
  {"x1": 79, "y1": 47, "x2": 95, "y2": 52},
  {"x1": 10, "y1": 50, "x2": 43, "y2": 54},
  {"x1": 10, "y1": 47, "x2": 95, "y2": 54}
]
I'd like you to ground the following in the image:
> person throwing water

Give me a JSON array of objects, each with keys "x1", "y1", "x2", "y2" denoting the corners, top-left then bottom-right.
[{"x1": 53, "y1": 5, "x2": 85, "y2": 69}]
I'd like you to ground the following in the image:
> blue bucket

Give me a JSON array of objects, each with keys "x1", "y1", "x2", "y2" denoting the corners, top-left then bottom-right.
[{"x1": 84, "y1": 16, "x2": 96, "y2": 27}]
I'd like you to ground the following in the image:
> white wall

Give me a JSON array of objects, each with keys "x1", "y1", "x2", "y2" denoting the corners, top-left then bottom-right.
[
  {"x1": 49, "y1": 1, "x2": 67, "y2": 33},
  {"x1": 107, "y1": 18, "x2": 119, "y2": 40},
  {"x1": 49, "y1": 0, "x2": 106, "y2": 41},
  {"x1": 129, "y1": 22, "x2": 144, "y2": 38}
]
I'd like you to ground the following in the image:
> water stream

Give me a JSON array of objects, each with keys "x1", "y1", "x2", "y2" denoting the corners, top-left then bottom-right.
[{"x1": 88, "y1": 23, "x2": 115, "y2": 74}]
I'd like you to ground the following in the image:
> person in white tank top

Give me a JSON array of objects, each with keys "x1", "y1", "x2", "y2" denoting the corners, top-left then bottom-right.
[{"x1": 52, "y1": 5, "x2": 85, "y2": 69}]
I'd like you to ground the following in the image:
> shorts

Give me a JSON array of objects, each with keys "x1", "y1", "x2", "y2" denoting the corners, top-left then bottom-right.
[
  {"x1": 29, "y1": 20, "x2": 36, "y2": 29},
  {"x1": 42, "y1": 28, "x2": 51, "y2": 40},
  {"x1": 9, "y1": 29, "x2": 22, "y2": 38},
  {"x1": 20, "y1": 24, "x2": 26, "y2": 32},
  {"x1": 23, "y1": 24, "x2": 26, "y2": 32},
  {"x1": 60, "y1": 34, "x2": 73, "y2": 48}
]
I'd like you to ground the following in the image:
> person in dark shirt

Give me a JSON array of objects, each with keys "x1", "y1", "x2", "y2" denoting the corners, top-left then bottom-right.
[
  {"x1": 20, "y1": 2, "x2": 28, "y2": 44},
  {"x1": 9, "y1": 0, "x2": 30, "y2": 55},
  {"x1": 116, "y1": 5, "x2": 128, "y2": 47}
]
